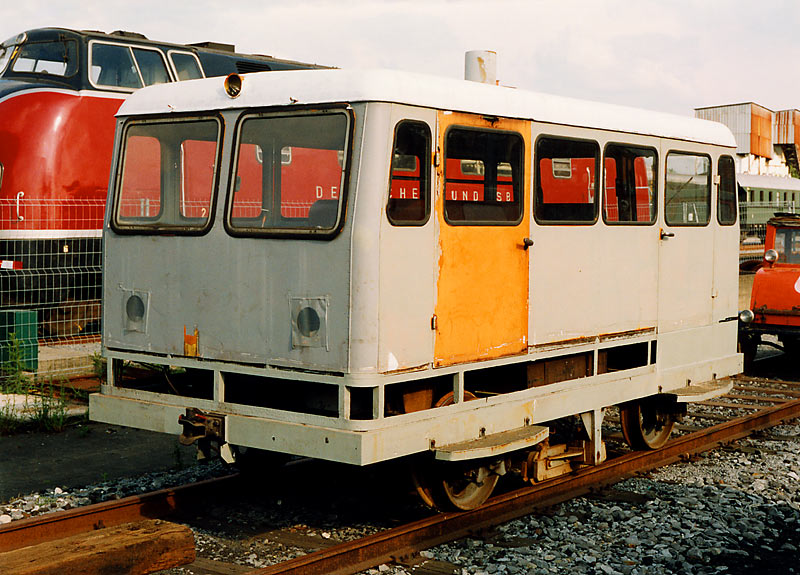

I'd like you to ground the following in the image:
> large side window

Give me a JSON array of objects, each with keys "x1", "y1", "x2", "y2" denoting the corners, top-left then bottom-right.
[
  {"x1": 113, "y1": 118, "x2": 219, "y2": 232},
  {"x1": 443, "y1": 128, "x2": 523, "y2": 224},
  {"x1": 718, "y1": 155, "x2": 737, "y2": 226},
  {"x1": 91, "y1": 43, "x2": 142, "y2": 89},
  {"x1": 664, "y1": 152, "x2": 710, "y2": 226},
  {"x1": 387, "y1": 121, "x2": 431, "y2": 225},
  {"x1": 132, "y1": 48, "x2": 170, "y2": 86},
  {"x1": 535, "y1": 137, "x2": 599, "y2": 223},
  {"x1": 603, "y1": 144, "x2": 657, "y2": 225},
  {"x1": 227, "y1": 111, "x2": 349, "y2": 237}
]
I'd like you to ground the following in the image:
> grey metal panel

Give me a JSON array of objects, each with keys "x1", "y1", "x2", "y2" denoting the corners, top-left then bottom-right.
[
  {"x1": 103, "y1": 106, "x2": 367, "y2": 372},
  {"x1": 695, "y1": 103, "x2": 752, "y2": 155}
]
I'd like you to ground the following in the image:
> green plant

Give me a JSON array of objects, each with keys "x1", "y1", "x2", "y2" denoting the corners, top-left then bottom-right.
[
  {"x1": 1, "y1": 333, "x2": 33, "y2": 395},
  {"x1": 29, "y1": 382, "x2": 68, "y2": 433},
  {"x1": 91, "y1": 353, "x2": 107, "y2": 383}
]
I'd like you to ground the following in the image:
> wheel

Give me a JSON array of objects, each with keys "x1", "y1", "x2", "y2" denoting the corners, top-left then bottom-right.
[
  {"x1": 619, "y1": 397, "x2": 675, "y2": 450},
  {"x1": 411, "y1": 391, "x2": 500, "y2": 511}
]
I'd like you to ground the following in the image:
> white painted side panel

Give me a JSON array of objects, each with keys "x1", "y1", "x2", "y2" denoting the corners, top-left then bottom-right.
[
  {"x1": 348, "y1": 103, "x2": 389, "y2": 374},
  {"x1": 529, "y1": 126, "x2": 659, "y2": 345},
  {"x1": 377, "y1": 105, "x2": 436, "y2": 372}
]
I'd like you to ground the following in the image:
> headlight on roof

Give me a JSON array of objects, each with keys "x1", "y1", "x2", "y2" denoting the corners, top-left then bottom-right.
[{"x1": 739, "y1": 309, "x2": 755, "y2": 323}]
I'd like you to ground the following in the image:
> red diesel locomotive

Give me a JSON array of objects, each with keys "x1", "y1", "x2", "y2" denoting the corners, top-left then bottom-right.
[{"x1": 0, "y1": 28, "x2": 320, "y2": 337}]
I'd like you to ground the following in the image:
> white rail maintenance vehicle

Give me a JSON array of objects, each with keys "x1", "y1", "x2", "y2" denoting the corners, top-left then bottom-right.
[{"x1": 91, "y1": 61, "x2": 741, "y2": 510}]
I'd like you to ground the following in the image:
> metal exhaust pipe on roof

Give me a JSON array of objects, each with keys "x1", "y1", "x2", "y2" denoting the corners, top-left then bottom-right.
[{"x1": 465, "y1": 50, "x2": 497, "y2": 84}]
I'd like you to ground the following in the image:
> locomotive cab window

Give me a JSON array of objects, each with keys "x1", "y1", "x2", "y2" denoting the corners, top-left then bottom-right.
[
  {"x1": 443, "y1": 128, "x2": 523, "y2": 224},
  {"x1": 774, "y1": 228, "x2": 800, "y2": 264},
  {"x1": 717, "y1": 155, "x2": 737, "y2": 226},
  {"x1": 387, "y1": 121, "x2": 431, "y2": 225},
  {"x1": 227, "y1": 110, "x2": 350, "y2": 237},
  {"x1": 10, "y1": 38, "x2": 78, "y2": 77},
  {"x1": 603, "y1": 144, "x2": 657, "y2": 225},
  {"x1": 169, "y1": 51, "x2": 204, "y2": 81},
  {"x1": 112, "y1": 117, "x2": 220, "y2": 233},
  {"x1": 535, "y1": 137, "x2": 599, "y2": 223},
  {"x1": 664, "y1": 152, "x2": 710, "y2": 226},
  {"x1": 91, "y1": 42, "x2": 171, "y2": 89}
]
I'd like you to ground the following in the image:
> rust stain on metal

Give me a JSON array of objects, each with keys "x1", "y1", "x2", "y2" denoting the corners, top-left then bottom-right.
[{"x1": 184, "y1": 325, "x2": 199, "y2": 356}]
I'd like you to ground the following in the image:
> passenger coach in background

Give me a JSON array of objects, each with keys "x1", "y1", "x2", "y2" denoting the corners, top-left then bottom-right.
[
  {"x1": 0, "y1": 27, "x2": 323, "y2": 340},
  {"x1": 90, "y1": 64, "x2": 743, "y2": 510}
]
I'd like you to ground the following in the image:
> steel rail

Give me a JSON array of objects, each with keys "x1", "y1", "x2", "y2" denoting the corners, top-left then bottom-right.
[
  {"x1": 250, "y1": 397, "x2": 800, "y2": 575},
  {"x1": 0, "y1": 474, "x2": 238, "y2": 553}
]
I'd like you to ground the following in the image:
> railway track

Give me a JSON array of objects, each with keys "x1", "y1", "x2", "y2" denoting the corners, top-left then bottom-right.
[{"x1": 2, "y1": 375, "x2": 798, "y2": 575}]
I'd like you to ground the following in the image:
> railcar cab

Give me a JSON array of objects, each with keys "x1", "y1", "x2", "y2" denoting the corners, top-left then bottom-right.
[
  {"x1": 91, "y1": 69, "x2": 742, "y2": 510},
  {"x1": 739, "y1": 213, "x2": 800, "y2": 362}
]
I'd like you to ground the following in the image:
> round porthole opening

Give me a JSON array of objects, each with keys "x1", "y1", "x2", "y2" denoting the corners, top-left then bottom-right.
[
  {"x1": 126, "y1": 295, "x2": 145, "y2": 321},
  {"x1": 297, "y1": 307, "x2": 320, "y2": 337}
]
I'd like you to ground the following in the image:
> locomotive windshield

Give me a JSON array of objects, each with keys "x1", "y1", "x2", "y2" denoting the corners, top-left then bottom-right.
[
  {"x1": 0, "y1": 34, "x2": 24, "y2": 74},
  {"x1": 3, "y1": 34, "x2": 78, "y2": 77},
  {"x1": 774, "y1": 227, "x2": 800, "y2": 264},
  {"x1": 112, "y1": 117, "x2": 221, "y2": 233},
  {"x1": 227, "y1": 110, "x2": 349, "y2": 236}
]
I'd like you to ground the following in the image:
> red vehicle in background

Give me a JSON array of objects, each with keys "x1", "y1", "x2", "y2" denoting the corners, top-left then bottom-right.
[{"x1": 738, "y1": 213, "x2": 800, "y2": 364}]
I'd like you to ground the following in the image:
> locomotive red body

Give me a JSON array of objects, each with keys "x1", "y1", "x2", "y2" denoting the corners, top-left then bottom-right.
[{"x1": 0, "y1": 28, "x2": 319, "y2": 336}]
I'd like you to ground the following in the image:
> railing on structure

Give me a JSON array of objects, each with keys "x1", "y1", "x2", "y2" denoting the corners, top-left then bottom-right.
[
  {"x1": 1, "y1": 199, "x2": 104, "y2": 380},
  {"x1": 739, "y1": 201, "x2": 798, "y2": 265}
]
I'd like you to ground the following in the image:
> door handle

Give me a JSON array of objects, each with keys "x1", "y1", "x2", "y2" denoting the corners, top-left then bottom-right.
[
  {"x1": 660, "y1": 229, "x2": 674, "y2": 240},
  {"x1": 522, "y1": 237, "x2": 534, "y2": 249}
]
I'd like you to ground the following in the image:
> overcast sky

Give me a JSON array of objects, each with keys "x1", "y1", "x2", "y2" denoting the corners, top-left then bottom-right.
[{"x1": 2, "y1": 0, "x2": 799, "y2": 117}]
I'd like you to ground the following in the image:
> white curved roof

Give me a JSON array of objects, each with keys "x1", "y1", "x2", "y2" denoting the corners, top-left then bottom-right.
[{"x1": 118, "y1": 69, "x2": 736, "y2": 147}]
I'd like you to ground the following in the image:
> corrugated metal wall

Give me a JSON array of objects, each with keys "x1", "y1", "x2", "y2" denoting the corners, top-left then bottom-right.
[
  {"x1": 774, "y1": 109, "x2": 800, "y2": 147},
  {"x1": 695, "y1": 103, "x2": 776, "y2": 158}
]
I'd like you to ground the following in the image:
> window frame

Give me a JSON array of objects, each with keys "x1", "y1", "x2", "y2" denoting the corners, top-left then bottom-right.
[
  {"x1": 167, "y1": 49, "x2": 205, "y2": 81},
  {"x1": 533, "y1": 135, "x2": 600, "y2": 225},
  {"x1": 223, "y1": 105, "x2": 354, "y2": 240},
  {"x1": 386, "y1": 120, "x2": 432, "y2": 227},
  {"x1": 8, "y1": 37, "x2": 79, "y2": 78},
  {"x1": 110, "y1": 113, "x2": 223, "y2": 236},
  {"x1": 717, "y1": 154, "x2": 737, "y2": 226},
  {"x1": 601, "y1": 142, "x2": 658, "y2": 226},
  {"x1": 442, "y1": 125, "x2": 525, "y2": 227},
  {"x1": 663, "y1": 150, "x2": 712, "y2": 227},
  {"x1": 88, "y1": 40, "x2": 174, "y2": 92}
]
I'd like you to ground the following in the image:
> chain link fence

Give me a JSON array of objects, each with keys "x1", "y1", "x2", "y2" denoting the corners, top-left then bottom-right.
[{"x1": 1, "y1": 198, "x2": 104, "y2": 381}]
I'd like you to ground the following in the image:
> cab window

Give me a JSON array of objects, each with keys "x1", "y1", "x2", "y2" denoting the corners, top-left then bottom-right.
[
  {"x1": 169, "y1": 51, "x2": 204, "y2": 81},
  {"x1": 91, "y1": 42, "x2": 171, "y2": 89},
  {"x1": 113, "y1": 118, "x2": 220, "y2": 233},
  {"x1": 387, "y1": 121, "x2": 431, "y2": 225},
  {"x1": 227, "y1": 110, "x2": 350, "y2": 237},
  {"x1": 11, "y1": 39, "x2": 78, "y2": 76},
  {"x1": 664, "y1": 152, "x2": 710, "y2": 226},
  {"x1": 443, "y1": 127, "x2": 523, "y2": 224},
  {"x1": 718, "y1": 155, "x2": 737, "y2": 225}
]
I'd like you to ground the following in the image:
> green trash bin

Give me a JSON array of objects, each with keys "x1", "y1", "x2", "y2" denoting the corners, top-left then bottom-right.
[{"x1": 0, "y1": 309, "x2": 39, "y2": 372}]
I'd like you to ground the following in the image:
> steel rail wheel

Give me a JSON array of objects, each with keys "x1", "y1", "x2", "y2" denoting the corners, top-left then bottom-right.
[
  {"x1": 412, "y1": 391, "x2": 500, "y2": 511},
  {"x1": 619, "y1": 397, "x2": 676, "y2": 450}
]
